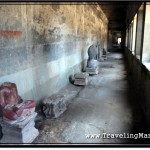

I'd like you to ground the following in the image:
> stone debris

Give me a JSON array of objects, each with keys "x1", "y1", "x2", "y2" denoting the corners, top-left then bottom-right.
[
  {"x1": 74, "y1": 72, "x2": 89, "y2": 86},
  {"x1": 42, "y1": 94, "x2": 67, "y2": 119}
]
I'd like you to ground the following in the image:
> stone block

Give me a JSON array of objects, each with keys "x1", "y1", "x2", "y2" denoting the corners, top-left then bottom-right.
[
  {"x1": 42, "y1": 94, "x2": 67, "y2": 119},
  {"x1": 74, "y1": 72, "x2": 89, "y2": 79},
  {"x1": 86, "y1": 67, "x2": 99, "y2": 75},
  {"x1": 74, "y1": 78, "x2": 88, "y2": 86},
  {"x1": 73, "y1": 72, "x2": 89, "y2": 86}
]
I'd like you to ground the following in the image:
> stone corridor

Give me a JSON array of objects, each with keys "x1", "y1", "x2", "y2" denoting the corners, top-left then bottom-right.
[{"x1": 34, "y1": 52, "x2": 146, "y2": 144}]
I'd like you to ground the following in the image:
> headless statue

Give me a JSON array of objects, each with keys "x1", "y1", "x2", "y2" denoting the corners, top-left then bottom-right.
[
  {"x1": 0, "y1": 82, "x2": 21, "y2": 107},
  {"x1": 88, "y1": 44, "x2": 98, "y2": 60},
  {"x1": 0, "y1": 82, "x2": 35, "y2": 121},
  {"x1": 87, "y1": 44, "x2": 99, "y2": 69}
]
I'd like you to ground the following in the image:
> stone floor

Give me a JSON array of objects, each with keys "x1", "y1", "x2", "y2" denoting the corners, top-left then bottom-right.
[{"x1": 34, "y1": 52, "x2": 148, "y2": 144}]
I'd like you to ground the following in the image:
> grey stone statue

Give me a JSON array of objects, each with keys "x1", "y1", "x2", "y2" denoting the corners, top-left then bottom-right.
[
  {"x1": 97, "y1": 43, "x2": 102, "y2": 60},
  {"x1": 87, "y1": 44, "x2": 99, "y2": 69},
  {"x1": 88, "y1": 44, "x2": 98, "y2": 60}
]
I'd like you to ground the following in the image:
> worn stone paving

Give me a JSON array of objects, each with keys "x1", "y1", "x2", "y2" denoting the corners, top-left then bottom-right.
[{"x1": 34, "y1": 52, "x2": 146, "y2": 144}]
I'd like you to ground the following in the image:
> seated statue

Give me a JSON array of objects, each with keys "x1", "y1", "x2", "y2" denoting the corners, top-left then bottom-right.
[
  {"x1": 0, "y1": 82, "x2": 21, "y2": 107},
  {"x1": 87, "y1": 59, "x2": 99, "y2": 68},
  {"x1": 86, "y1": 36, "x2": 100, "y2": 75},
  {"x1": 88, "y1": 44, "x2": 98, "y2": 60},
  {"x1": 87, "y1": 43, "x2": 99, "y2": 68},
  {"x1": 0, "y1": 82, "x2": 35, "y2": 122}
]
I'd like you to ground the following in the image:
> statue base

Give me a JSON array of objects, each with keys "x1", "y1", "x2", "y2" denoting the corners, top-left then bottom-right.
[
  {"x1": 74, "y1": 73, "x2": 89, "y2": 86},
  {"x1": 102, "y1": 55, "x2": 107, "y2": 60},
  {"x1": 74, "y1": 78, "x2": 88, "y2": 85},
  {"x1": 86, "y1": 67, "x2": 99, "y2": 75},
  {"x1": 98, "y1": 58, "x2": 104, "y2": 62},
  {"x1": 0, "y1": 113, "x2": 39, "y2": 143}
]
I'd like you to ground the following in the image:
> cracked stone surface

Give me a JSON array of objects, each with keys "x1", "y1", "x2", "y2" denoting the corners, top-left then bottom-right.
[{"x1": 34, "y1": 52, "x2": 146, "y2": 144}]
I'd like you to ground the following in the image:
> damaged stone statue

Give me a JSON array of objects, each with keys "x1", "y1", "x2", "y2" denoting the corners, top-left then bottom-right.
[
  {"x1": 86, "y1": 36, "x2": 100, "y2": 74},
  {"x1": 0, "y1": 82, "x2": 35, "y2": 122},
  {"x1": 0, "y1": 82, "x2": 39, "y2": 143}
]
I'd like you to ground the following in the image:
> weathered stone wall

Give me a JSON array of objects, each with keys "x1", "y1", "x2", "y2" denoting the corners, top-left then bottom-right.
[
  {"x1": 124, "y1": 48, "x2": 150, "y2": 129},
  {"x1": 125, "y1": 2, "x2": 142, "y2": 27},
  {"x1": 0, "y1": 3, "x2": 108, "y2": 104},
  {"x1": 124, "y1": 2, "x2": 150, "y2": 127}
]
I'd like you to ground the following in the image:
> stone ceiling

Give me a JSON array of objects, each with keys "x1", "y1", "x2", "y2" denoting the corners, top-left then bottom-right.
[{"x1": 98, "y1": 2, "x2": 128, "y2": 22}]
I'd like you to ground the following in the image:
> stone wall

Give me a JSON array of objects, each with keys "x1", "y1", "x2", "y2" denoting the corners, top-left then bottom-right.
[
  {"x1": 125, "y1": 2, "x2": 142, "y2": 27},
  {"x1": 124, "y1": 48, "x2": 150, "y2": 128},
  {"x1": 124, "y1": 2, "x2": 150, "y2": 127},
  {"x1": 0, "y1": 3, "x2": 108, "y2": 105}
]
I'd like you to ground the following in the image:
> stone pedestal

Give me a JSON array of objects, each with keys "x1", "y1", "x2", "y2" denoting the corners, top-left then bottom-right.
[
  {"x1": 102, "y1": 55, "x2": 107, "y2": 60},
  {"x1": 74, "y1": 78, "x2": 88, "y2": 85},
  {"x1": 103, "y1": 48, "x2": 107, "y2": 55},
  {"x1": 98, "y1": 58, "x2": 104, "y2": 62},
  {"x1": 74, "y1": 73, "x2": 89, "y2": 86},
  {"x1": 0, "y1": 112, "x2": 39, "y2": 143},
  {"x1": 102, "y1": 48, "x2": 107, "y2": 60},
  {"x1": 86, "y1": 67, "x2": 99, "y2": 75}
]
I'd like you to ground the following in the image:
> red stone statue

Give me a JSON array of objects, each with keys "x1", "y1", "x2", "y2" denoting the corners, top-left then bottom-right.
[
  {"x1": 0, "y1": 82, "x2": 21, "y2": 107},
  {"x1": 0, "y1": 82, "x2": 35, "y2": 122}
]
